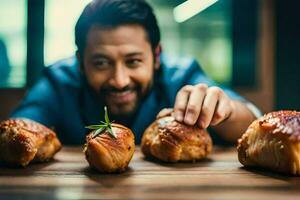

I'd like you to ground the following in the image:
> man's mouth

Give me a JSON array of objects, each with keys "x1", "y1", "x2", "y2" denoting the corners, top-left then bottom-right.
[{"x1": 106, "y1": 89, "x2": 137, "y2": 104}]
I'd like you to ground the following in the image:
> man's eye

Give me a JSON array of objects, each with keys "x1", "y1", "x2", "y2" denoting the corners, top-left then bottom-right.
[
  {"x1": 126, "y1": 59, "x2": 142, "y2": 67},
  {"x1": 93, "y1": 59, "x2": 110, "y2": 69}
]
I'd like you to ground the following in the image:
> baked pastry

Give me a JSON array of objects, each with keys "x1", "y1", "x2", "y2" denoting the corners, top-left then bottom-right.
[
  {"x1": 0, "y1": 118, "x2": 62, "y2": 167},
  {"x1": 84, "y1": 123, "x2": 135, "y2": 173},
  {"x1": 237, "y1": 110, "x2": 300, "y2": 175},
  {"x1": 141, "y1": 114, "x2": 212, "y2": 162}
]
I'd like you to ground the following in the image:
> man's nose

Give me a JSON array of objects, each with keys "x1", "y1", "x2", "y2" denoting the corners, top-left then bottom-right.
[{"x1": 108, "y1": 64, "x2": 130, "y2": 89}]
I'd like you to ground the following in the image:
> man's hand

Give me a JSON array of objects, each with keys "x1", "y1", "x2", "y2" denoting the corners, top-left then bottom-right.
[
  {"x1": 173, "y1": 84, "x2": 234, "y2": 128},
  {"x1": 157, "y1": 84, "x2": 256, "y2": 143}
]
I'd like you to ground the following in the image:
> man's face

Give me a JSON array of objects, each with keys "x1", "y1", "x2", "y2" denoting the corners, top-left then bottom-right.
[{"x1": 80, "y1": 24, "x2": 160, "y2": 117}]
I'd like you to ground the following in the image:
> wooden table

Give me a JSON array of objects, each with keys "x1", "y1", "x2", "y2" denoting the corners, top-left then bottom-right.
[{"x1": 0, "y1": 147, "x2": 299, "y2": 200}]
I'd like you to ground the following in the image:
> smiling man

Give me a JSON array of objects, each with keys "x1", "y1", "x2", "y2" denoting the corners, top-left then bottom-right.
[
  {"x1": 82, "y1": 24, "x2": 158, "y2": 117},
  {"x1": 11, "y1": 0, "x2": 260, "y2": 145}
]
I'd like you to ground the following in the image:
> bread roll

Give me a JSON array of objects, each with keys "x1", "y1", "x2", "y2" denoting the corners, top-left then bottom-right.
[
  {"x1": 84, "y1": 123, "x2": 135, "y2": 173},
  {"x1": 141, "y1": 115, "x2": 212, "y2": 162},
  {"x1": 0, "y1": 118, "x2": 62, "y2": 167},
  {"x1": 237, "y1": 110, "x2": 300, "y2": 174}
]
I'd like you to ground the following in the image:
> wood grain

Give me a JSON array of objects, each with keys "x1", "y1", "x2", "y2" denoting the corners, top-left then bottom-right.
[{"x1": 0, "y1": 147, "x2": 299, "y2": 200}]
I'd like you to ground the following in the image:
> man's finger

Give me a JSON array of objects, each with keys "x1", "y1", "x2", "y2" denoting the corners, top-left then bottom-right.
[
  {"x1": 156, "y1": 108, "x2": 173, "y2": 119},
  {"x1": 210, "y1": 98, "x2": 231, "y2": 126},
  {"x1": 197, "y1": 87, "x2": 220, "y2": 128},
  {"x1": 174, "y1": 85, "x2": 193, "y2": 122},
  {"x1": 183, "y1": 84, "x2": 207, "y2": 125}
]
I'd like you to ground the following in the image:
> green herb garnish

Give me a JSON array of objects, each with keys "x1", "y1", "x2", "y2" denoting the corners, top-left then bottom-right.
[{"x1": 85, "y1": 106, "x2": 117, "y2": 139}]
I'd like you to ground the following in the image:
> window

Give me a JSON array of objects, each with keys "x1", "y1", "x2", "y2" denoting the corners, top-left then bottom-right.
[
  {"x1": 149, "y1": 0, "x2": 233, "y2": 84},
  {"x1": 44, "y1": 0, "x2": 92, "y2": 66},
  {"x1": 0, "y1": 0, "x2": 27, "y2": 88}
]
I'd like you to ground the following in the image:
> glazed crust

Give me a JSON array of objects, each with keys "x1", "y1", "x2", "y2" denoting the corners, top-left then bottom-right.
[
  {"x1": 237, "y1": 110, "x2": 300, "y2": 175},
  {"x1": 141, "y1": 115, "x2": 212, "y2": 162},
  {"x1": 0, "y1": 118, "x2": 62, "y2": 167},
  {"x1": 84, "y1": 123, "x2": 135, "y2": 173}
]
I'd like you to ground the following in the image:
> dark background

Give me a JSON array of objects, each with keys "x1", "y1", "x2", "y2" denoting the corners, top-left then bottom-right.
[{"x1": 275, "y1": 0, "x2": 300, "y2": 110}]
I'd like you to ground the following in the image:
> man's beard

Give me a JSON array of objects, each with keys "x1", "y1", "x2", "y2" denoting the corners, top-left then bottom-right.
[{"x1": 97, "y1": 82, "x2": 152, "y2": 119}]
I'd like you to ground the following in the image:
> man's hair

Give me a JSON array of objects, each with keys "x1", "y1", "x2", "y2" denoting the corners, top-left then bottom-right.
[{"x1": 75, "y1": 0, "x2": 161, "y2": 56}]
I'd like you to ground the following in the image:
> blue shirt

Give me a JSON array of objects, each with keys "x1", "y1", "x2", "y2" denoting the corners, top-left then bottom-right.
[{"x1": 11, "y1": 54, "x2": 246, "y2": 145}]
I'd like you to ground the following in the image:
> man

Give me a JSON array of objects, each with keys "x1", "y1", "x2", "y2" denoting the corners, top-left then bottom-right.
[{"x1": 11, "y1": 0, "x2": 259, "y2": 145}]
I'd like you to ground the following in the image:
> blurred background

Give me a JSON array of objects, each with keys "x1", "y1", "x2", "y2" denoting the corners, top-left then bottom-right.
[{"x1": 0, "y1": 0, "x2": 299, "y2": 120}]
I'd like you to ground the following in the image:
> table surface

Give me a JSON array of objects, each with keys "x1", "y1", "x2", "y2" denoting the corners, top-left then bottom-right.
[{"x1": 0, "y1": 146, "x2": 299, "y2": 200}]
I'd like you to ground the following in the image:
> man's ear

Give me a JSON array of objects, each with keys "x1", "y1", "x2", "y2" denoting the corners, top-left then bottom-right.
[
  {"x1": 76, "y1": 51, "x2": 84, "y2": 73},
  {"x1": 154, "y1": 43, "x2": 161, "y2": 70}
]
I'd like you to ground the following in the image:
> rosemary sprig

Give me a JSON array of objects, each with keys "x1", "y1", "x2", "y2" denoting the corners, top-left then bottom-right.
[{"x1": 85, "y1": 106, "x2": 117, "y2": 139}]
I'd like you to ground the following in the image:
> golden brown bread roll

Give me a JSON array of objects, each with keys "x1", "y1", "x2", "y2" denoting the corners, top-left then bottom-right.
[
  {"x1": 84, "y1": 123, "x2": 135, "y2": 173},
  {"x1": 141, "y1": 115, "x2": 212, "y2": 162},
  {"x1": 237, "y1": 110, "x2": 300, "y2": 175},
  {"x1": 0, "y1": 118, "x2": 62, "y2": 167}
]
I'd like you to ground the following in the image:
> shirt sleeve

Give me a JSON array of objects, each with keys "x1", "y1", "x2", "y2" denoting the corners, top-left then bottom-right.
[{"x1": 10, "y1": 76, "x2": 61, "y2": 128}]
